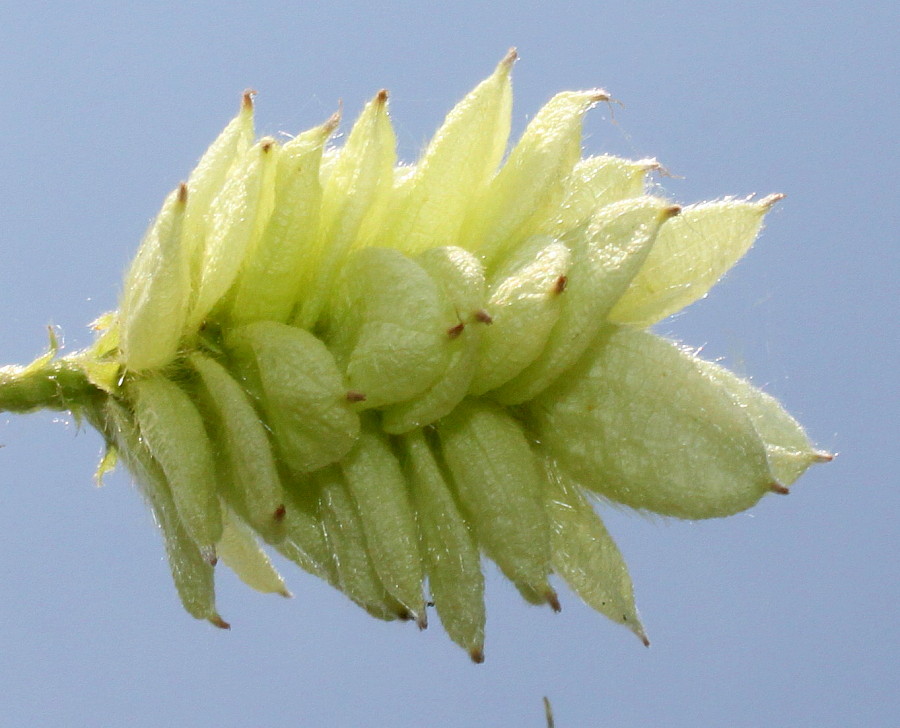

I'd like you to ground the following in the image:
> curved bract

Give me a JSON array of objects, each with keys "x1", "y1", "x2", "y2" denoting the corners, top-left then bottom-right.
[{"x1": 0, "y1": 50, "x2": 830, "y2": 661}]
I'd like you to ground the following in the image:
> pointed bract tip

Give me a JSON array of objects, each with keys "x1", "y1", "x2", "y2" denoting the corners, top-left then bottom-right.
[
  {"x1": 814, "y1": 450, "x2": 834, "y2": 463},
  {"x1": 770, "y1": 482, "x2": 790, "y2": 495},
  {"x1": 375, "y1": 88, "x2": 389, "y2": 105},
  {"x1": 635, "y1": 627, "x2": 650, "y2": 647},
  {"x1": 278, "y1": 589, "x2": 293, "y2": 599},
  {"x1": 662, "y1": 204, "x2": 682, "y2": 220},
  {"x1": 553, "y1": 275, "x2": 568, "y2": 295},
  {"x1": 474, "y1": 309, "x2": 494, "y2": 325},
  {"x1": 546, "y1": 588, "x2": 562, "y2": 613},
  {"x1": 760, "y1": 192, "x2": 786, "y2": 209},
  {"x1": 273, "y1": 504, "x2": 286, "y2": 522},
  {"x1": 396, "y1": 607, "x2": 415, "y2": 621},
  {"x1": 637, "y1": 157, "x2": 662, "y2": 172},
  {"x1": 346, "y1": 390, "x2": 367, "y2": 403},
  {"x1": 177, "y1": 182, "x2": 188, "y2": 204},
  {"x1": 469, "y1": 646, "x2": 485, "y2": 664},
  {"x1": 241, "y1": 89, "x2": 257, "y2": 110},
  {"x1": 447, "y1": 321, "x2": 466, "y2": 339},
  {"x1": 501, "y1": 47, "x2": 518, "y2": 68},
  {"x1": 323, "y1": 109, "x2": 342, "y2": 133},
  {"x1": 201, "y1": 545, "x2": 218, "y2": 565},
  {"x1": 209, "y1": 614, "x2": 231, "y2": 630},
  {"x1": 260, "y1": 137, "x2": 275, "y2": 153},
  {"x1": 416, "y1": 610, "x2": 428, "y2": 630},
  {"x1": 588, "y1": 88, "x2": 612, "y2": 103}
]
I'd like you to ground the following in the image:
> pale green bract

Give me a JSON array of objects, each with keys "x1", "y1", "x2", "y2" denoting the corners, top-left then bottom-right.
[{"x1": 0, "y1": 50, "x2": 830, "y2": 661}]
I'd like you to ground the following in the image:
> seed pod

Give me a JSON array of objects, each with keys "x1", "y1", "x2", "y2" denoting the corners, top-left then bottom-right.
[
  {"x1": 340, "y1": 417, "x2": 425, "y2": 622},
  {"x1": 609, "y1": 195, "x2": 783, "y2": 326},
  {"x1": 276, "y1": 473, "x2": 339, "y2": 583},
  {"x1": 371, "y1": 49, "x2": 515, "y2": 255},
  {"x1": 469, "y1": 235, "x2": 571, "y2": 395},
  {"x1": 494, "y1": 198, "x2": 679, "y2": 404},
  {"x1": 462, "y1": 89, "x2": 610, "y2": 266},
  {"x1": 437, "y1": 398, "x2": 555, "y2": 608},
  {"x1": 119, "y1": 184, "x2": 189, "y2": 372},
  {"x1": 300, "y1": 90, "x2": 397, "y2": 329},
  {"x1": 538, "y1": 452, "x2": 646, "y2": 644},
  {"x1": 182, "y1": 91, "x2": 256, "y2": 284},
  {"x1": 190, "y1": 352, "x2": 286, "y2": 543},
  {"x1": 545, "y1": 155, "x2": 658, "y2": 235},
  {"x1": 130, "y1": 375, "x2": 222, "y2": 559},
  {"x1": 217, "y1": 506, "x2": 290, "y2": 597},
  {"x1": 104, "y1": 400, "x2": 225, "y2": 627},
  {"x1": 189, "y1": 137, "x2": 279, "y2": 330},
  {"x1": 381, "y1": 246, "x2": 486, "y2": 433},
  {"x1": 326, "y1": 247, "x2": 448, "y2": 409},
  {"x1": 401, "y1": 429, "x2": 485, "y2": 662},
  {"x1": 529, "y1": 327, "x2": 775, "y2": 519},
  {"x1": 226, "y1": 320, "x2": 360, "y2": 473},
  {"x1": 695, "y1": 358, "x2": 832, "y2": 486},
  {"x1": 230, "y1": 115, "x2": 337, "y2": 324},
  {"x1": 316, "y1": 465, "x2": 410, "y2": 621}
]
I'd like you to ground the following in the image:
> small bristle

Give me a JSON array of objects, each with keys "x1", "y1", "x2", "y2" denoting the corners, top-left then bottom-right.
[
  {"x1": 770, "y1": 483, "x2": 790, "y2": 495},
  {"x1": 814, "y1": 450, "x2": 834, "y2": 463}
]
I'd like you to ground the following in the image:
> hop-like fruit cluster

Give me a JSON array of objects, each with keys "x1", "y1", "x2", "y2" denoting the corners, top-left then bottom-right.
[{"x1": 0, "y1": 50, "x2": 829, "y2": 661}]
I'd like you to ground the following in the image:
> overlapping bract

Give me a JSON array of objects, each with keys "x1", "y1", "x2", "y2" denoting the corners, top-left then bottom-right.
[{"x1": 91, "y1": 51, "x2": 828, "y2": 659}]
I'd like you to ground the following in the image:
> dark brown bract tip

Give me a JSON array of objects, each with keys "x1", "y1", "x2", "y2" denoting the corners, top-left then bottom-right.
[
  {"x1": 770, "y1": 483, "x2": 790, "y2": 495},
  {"x1": 210, "y1": 614, "x2": 231, "y2": 630},
  {"x1": 469, "y1": 647, "x2": 485, "y2": 664},
  {"x1": 242, "y1": 89, "x2": 257, "y2": 110},
  {"x1": 663, "y1": 204, "x2": 682, "y2": 219},
  {"x1": 546, "y1": 589, "x2": 562, "y2": 613},
  {"x1": 474, "y1": 309, "x2": 493, "y2": 325},
  {"x1": 273, "y1": 504, "x2": 286, "y2": 521},
  {"x1": 447, "y1": 321, "x2": 465, "y2": 339},
  {"x1": 346, "y1": 390, "x2": 367, "y2": 403}
]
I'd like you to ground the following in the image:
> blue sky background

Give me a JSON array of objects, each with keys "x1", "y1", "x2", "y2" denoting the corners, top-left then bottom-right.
[{"x1": 0, "y1": 2, "x2": 896, "y2": 726}]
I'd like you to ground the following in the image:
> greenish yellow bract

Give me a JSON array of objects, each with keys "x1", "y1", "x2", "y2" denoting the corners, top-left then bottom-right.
[{"x1": 0, "y1": 51, "x2": 829, "y2": 661}]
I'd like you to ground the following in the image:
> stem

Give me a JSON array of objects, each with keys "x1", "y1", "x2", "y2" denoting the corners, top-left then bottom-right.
[{"x1": 0, "y1": 357, "x2": 104, "y2": 414}]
